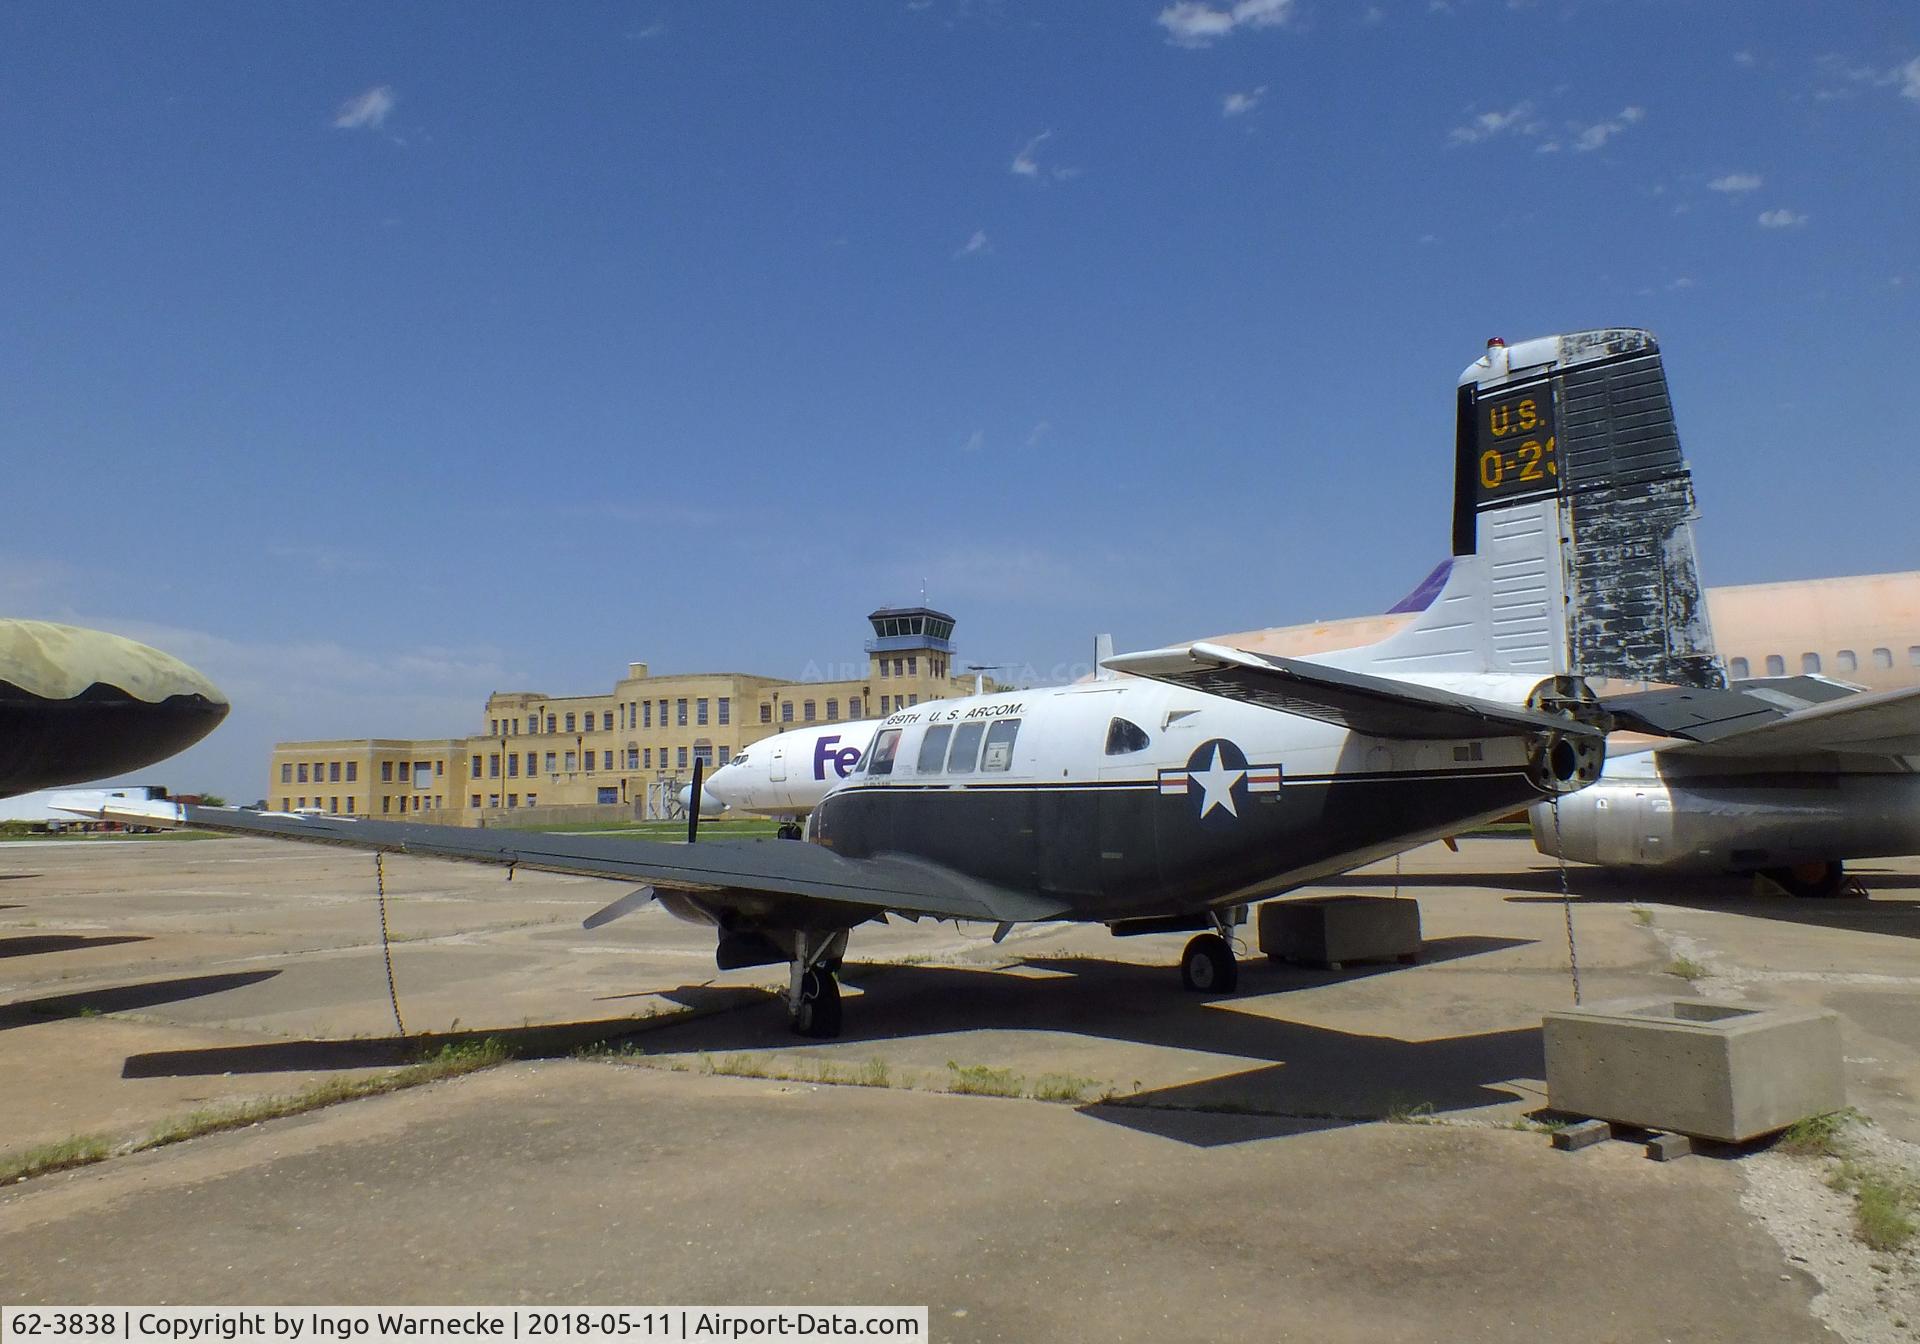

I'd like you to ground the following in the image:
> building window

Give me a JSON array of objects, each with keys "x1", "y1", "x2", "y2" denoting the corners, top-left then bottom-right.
[
  {"x1": 488, "y1": 794, "x2": 499, "y2": 808},
  {"x1": 908, "y1": 656, "x2": 917, "y2": 676},
  {"x1": 346, "y1": 796, "x2": 355, "y2": 813},
  {"x1": 677, "y1": 698, "x2": 689, "y2": 726},
  {"x1": 281, "y1": 798, "x2": 290, "y2": 811},
  {"x1": 908, "y1": 694, "x2": 919, "y2": 706},
  {"x1": 695, "y1": 698, "x2": 708, "y2": 726},
  {"x1": 603, "y1": 750, "x2": 613, "y2": 770},
  {"x1": 382, "y1": 761, "x2": 393, "y2": 782},
  {"x1": 718, "y1": 746, "x2": 730, "y2": 764},
  {"x1": 297, "y1": 764, "x2": 309, "y2": 783},
  {"x1": 781, "y1": 702, "x2": 794, "y2": 723},
  {"x1": 602, "y1": 711, "x2": 613, "y2": 731},
  {"x1": 563, "y1": 751, "x2": 577, "y2": 772},
  {"x1": 488, "y1": 754, "x2": 500, "y2": 777},
  {"x1": 382, "y1": 797, "x2": 391, "y2": 814},
  {"x1": 507, "y1": 755, "x2": 519, "y2": 778},
  {"x1": 526, "y1": 793, "x2": 537, "y2": 807},
  {"x1": 760, "y1": 703, "x2": 772, "y2": 723},
  {"x1": 1836, "y1": 649, "x2": 1858, "y2": 673},
  {"x1": 657, "y1": 699, "x2": 667, "y2": 726},
  {"x1": 471, "y1": 755, "x2": 483, "y2": 775},
  {"x1": 643, "y1": 701, "x2": 652, "y2": 728},
  {"x1": 526, "y1": 752, "x2": 537, "y2": 775},
  {"x1": 435, "y1": 760, "x2": 444, "y2": 776},
  {"x1": 878, "y1": 660, "x2": 889, "y2": 678},
  {"x1": 718, "y1": 697, "x2": 730, "y2": 726},
  {"x1": 507, "y1": 794, "x2": 518, "y2": 808},
  {"x1": 545, "y1": 752, "x2": 557, "y2": 773},
  {"x1": 848, "y1": 696, "x2": 860, "y2": 718},
  {"x1": 644, "y1": 748, "x2": 653, "y2": 768},
  {"x1": 346, "y1": 762, "x2": 357, "y2": 782},
  {"x1": 281, "y1": 764, "x2": 292, "y2": 783},
  {"x1": 564, "y1": 712, "x2": 575, "y2": 732},
  {"x1": 329, "y1": 797, "x2": 339, "y2": 812},
  {"x1": 471, "y1": 794, "x2": 481, "y2": 809},
  {"x1": 490, "y1": 719, "x2": 499, "y2": 735},
  {"x1": 1802, "y1": 652, "x2": 1822, "y2": 674},
  {"x1": 880, "y1": 696, "x2": 891, "y2": 715},
  {"x1": 826, "y1": 698, "x2": 839, "y2": 720},
  {"x1": 677, "y1": 746, "x2": 688, "y2": 768},
  {"x1": 546, "y1": 714, "x2": 557, "y2": 733},
  {"x1": 804, "y1": 700, "x2": 816, "y2": 722},
  {"x1": 1765, "y1": 654, "x2": 1785, "y2": 676},
  {"x1": 626, "y1": 748, "x2": 638, "y2": 769},
  {"x1": 1728, "y1": 657, "x2": 1749, "y2": 679},
  {"x1": 693, "y1": 744, "x2": 714, "y2": 768}
]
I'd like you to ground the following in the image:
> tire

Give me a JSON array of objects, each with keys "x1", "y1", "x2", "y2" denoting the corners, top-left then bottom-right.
[
  {"x1": 1766, "y1": 861, "x2": 1847, "y2": 899},
  {"x1": 792, "y1": 969, "x2": 843, "y2": 1038},
  {"x1": 1180, "y1": 933, "x2": 1238, "y2": 994}
]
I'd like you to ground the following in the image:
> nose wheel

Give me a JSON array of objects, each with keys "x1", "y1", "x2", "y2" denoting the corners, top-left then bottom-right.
[{"x1": 1180, "y1": 932, "x2": 1238, "y2": 994}]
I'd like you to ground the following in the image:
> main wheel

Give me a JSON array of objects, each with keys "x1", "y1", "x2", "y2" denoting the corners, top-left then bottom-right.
[
  {"x1": 1180, "y1": 933, "x2": 1238, "y2": 994},
  {"x1": 792, "y1": 968, "x2": 843, "y2": 1038},
  {"x1": 1766, "y1": 861, "x2": 1847, "y2": 899}
]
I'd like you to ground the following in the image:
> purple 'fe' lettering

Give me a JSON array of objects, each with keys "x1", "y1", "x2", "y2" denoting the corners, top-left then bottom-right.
[{"x1": 813, "y1": 735, "x2": 862, "y2": 780}]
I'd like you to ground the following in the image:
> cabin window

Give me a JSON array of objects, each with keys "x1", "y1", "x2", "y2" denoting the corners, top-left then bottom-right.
[
  {"x1": 867, "y1": 729, "x2": 903, "y2": 776},
  {"x1": 1835, "y1": 649, "x2": 1858, "y2": 673},
  {"x1": 1727, "y1": 657, "x2": 1749, "y2": 680},
  {"x1": 917, "y1": 725, "x2": 954, "y2": 774},
  {"x1": 1105, "y1": 718, "x2": 1150, "y2": 755},
  {"x1": 1910, "y1": 646, "x2": 1920, "y2": 668},
  {"x1": 982, "y1": 719, "x2": 1021, "y2": 771},
  {"x1": 1765, "y1": 654, "x2": 1785, "y2": 676},
  {"x1": 1874, "y1": 648, "x2": 1894, "y2": 669},
  {"x1": 1802, "y1": 652, "x2": 1822, "y2": 674},
  {"x1": 947, "y1": 721, "x2": 987, "y2": 774}
]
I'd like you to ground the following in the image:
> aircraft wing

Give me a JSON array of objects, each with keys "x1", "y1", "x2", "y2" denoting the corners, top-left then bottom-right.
[
  {"x1": 1647, "y1": 684, "x2": 1920, "y2": 759},
  {"x1": 1103, "y1": 642, "x2": 1600, "y2": 741},
  {"x1": 61, "y1": 799, "x2": 1069, "y2": 924}
]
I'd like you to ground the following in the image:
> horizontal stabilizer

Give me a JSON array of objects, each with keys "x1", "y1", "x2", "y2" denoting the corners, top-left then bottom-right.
[
  {"x1": 1653, "y1": 684, "x2": 1920, "y2": 759},
  {"x1": 1104, "y1": 642, "x2": 1600, "y2": 741},
  {"x1": 56, "y1": 800, "x2": 1071, "y2": 925}
]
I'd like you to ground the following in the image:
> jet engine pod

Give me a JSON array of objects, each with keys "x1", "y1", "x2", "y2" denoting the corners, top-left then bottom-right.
[{"x1": 676, "y1": 783, "x2": 726, "y2": 816}]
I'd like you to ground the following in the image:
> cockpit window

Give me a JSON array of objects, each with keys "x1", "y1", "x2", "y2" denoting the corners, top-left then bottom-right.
[
  {"x1": 946, "y1": 721, "x2": 986, "y2": 774},
  {"x1": 867, "y1": 729, "x2": 902, "y2": 776},
  {"x1": 916, "y1": 724, "x2": 953, "y2": 774},
  {"x1": 1104, "y1": 717, "x2": 1150, "y2": 755},
  {"x1": 981, "y1": 719, "x2": 1020, "y2": 771}
]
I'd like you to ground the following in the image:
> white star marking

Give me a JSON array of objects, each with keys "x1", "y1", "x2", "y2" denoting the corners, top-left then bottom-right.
[{"x1": 1190, "y1": 744, "x2": 1246, "y2": 819}]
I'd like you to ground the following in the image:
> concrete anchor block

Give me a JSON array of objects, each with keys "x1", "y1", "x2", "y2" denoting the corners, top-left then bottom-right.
[
  {"x1": 1645, "y1": 1132, "x2": 1693, "y2": 1162},
  {"x1": 1551, "y1": 1119, "x2": 1613, "y2": 1152},
  {"x1": 1544, "y1": 997, "x2": 1845, "y2": 1144},
  {"x1": 1259, "y1": 895, "x2": 1421, "y2": 970}
]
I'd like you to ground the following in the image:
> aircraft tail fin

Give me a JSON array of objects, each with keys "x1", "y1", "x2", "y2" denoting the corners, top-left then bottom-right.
[{"x1": 1327, "y1": 329, "x2": 1719, "y2": 686}]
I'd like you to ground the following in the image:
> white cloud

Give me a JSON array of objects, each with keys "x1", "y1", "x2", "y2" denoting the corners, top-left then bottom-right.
[
  {"x1": 624, "y1": 21, "x2": 667, "y2": 40},
  {"x1": 1157, "y1": 0, "x2": 1293, "y2": 47},
  {"x1": 1668, "y1": 276, "x2": 1696, "y2": 290},
  {"x1": 1025, "y1": 420, "x2": 1052, "y2": 448},
  {"x1": 1222, "y1": 85, "x2": 1267, "y2": 117},
  {"x1": 960, "y1": 430, "x2": 985, "y2": 453},
  {"x1": 1758, "y1": 208, "x2": 1808, "y2": 229},
  {"x1": 954, "y1": 229, "x2": 991, "y2": 259},
  {"x1": 1709, "y1": 172, "x2": 1763, "y2": 193},
  {"x1": 1733, "y1": 49, "x2": 1756, "y2": 67},
  {"x1": 1902, "y1": 55, "x2": 1920, "y2": 101},
  {"x1": 1011, "y1": 131, "x2": 1050, "y2": 177},
  {"x1": 1573, "y1": 106, "x2": 1644, "y2": 152},
  {"x1": 1448, "y1": 101, "x2": 1536, "y2": 145},
  {"x1": 332, "y1": 85, "x2": 396, "y2": 131}
]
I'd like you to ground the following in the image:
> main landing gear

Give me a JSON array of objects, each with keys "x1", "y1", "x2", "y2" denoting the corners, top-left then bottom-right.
[
  {"x1": 776, "y1": 822, "x2": 804, "y2": 840},
  {"x1": 787, "y1": 929, "x2": 849, "y2": 1038},
  {"x1": 1180, "y1": 912, "x2": 1240, "y2": 994},
  {"x1": 1762, "y1": 861, "x2": 1849, "y2": 899}
]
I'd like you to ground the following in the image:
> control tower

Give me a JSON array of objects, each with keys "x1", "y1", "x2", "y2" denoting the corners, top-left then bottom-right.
[{"x1": 865, "y1": 606, "x2": 956, "y2": 714}]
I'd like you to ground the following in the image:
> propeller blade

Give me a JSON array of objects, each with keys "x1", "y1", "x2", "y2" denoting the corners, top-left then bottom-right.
[
  {"x1": 582, "y1": 885, "x2": 657, "y2": 930},
  {"x1": 687, "y1": 758, "x2": 705, "y2": 844}
]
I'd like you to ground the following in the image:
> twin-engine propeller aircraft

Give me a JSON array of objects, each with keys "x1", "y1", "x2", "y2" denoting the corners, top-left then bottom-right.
[{"x1": 72, "y1": 330, "x2": 1681, "y2": 1039}]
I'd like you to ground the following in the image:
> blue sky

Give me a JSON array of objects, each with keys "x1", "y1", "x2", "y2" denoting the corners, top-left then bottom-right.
[{"x1": 4, "y1": 0, "x2": 1917, "y2": 798}]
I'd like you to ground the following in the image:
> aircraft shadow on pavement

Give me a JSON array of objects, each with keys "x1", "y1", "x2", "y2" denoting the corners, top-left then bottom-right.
[
  {"x1": 1502, "y1": 874, "x2": 1920, "y2": 941},
  {"x1": 0, "y1": 970, "x2": 283, "y2": 1031},
  {"x1": 0, "y1": 933, "x2": 150, "y2": 960},
  {"x1": 118, "y1": 984, "x2": 770, "y2": 1078}
]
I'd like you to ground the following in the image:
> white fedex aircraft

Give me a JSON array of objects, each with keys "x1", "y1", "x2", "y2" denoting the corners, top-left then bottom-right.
[
  {"x1": 72, "y1": 329, "x2": 1679, "y2": 1038},
  {"x1": 681, "y1": 721, "x2": 880, "y2": 837}
]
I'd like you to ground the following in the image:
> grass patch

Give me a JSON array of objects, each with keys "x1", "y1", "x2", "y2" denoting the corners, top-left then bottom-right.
[
  {"x1": 1029, "y1": 1073, "x2": 1100, "y2": 1104},
  {"x1": 699, "y1": 1052, "x2": 769, "y2": 1079},
  {"x1": 1776, "y1": 1109, "x2": 1858, "y2": 1158},
  {"x1": 1665, "y1": 955, "x2": 1709, "y2": 981},
  {"x1": 1828, "y1": 1158, "x2": 1918, "y2": 1252},
  {"x1": 851, "y1": 1057, "x2": 893, "y2": 1089},
  {"x1": 945, "y1": 1061, "x2": 1024, "y2": 1098},
  {"x1": 1385, "y1": 1098, "x2": 1440, "y2": 1125},
  {"x1": 0, "y1": 1134, "x2": 112, "y2": 1186},
  {"x1": 143, "y1": 1039, "x2": 509, "y2": 1149}
]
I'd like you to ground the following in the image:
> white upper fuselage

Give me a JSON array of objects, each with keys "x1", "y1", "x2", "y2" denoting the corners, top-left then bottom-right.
[{"x1": 698, "y1": 720, "x2": 881, "y2": 818}]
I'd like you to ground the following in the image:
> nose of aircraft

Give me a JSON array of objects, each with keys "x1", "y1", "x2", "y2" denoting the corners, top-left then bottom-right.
[
  {"x1": 677, "y1": 780, "x2": 727, "y2": 817},
  {"x1": 0, "y1": 620, "x2": 231, "y2": 797}
]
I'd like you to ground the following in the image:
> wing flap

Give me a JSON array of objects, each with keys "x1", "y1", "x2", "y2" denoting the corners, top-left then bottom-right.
[
  {"x1": 1657, "y1": 684, "x2": 1920, "y2": 758},
  {"x1": 1104, "y1": 642, "x2": 1597, "y2": 741},
  {"x1": 66, "y1": 800, "x2": 1069, "y2": 924}
]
